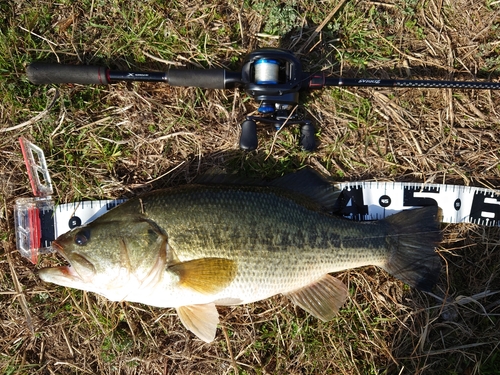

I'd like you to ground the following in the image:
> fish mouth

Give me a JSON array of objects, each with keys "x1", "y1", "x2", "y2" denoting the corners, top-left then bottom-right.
[
  {"x1": 38, "y1": 240, "x2": 83, "y2": 285},
  {"x1": 50, "y1": 239, "x2": 73, "y2": 268},
  {"x1": 51, "y1": 240, "x2": 65, "y2": 257},
  {"x1": 37, "y1": 264, "x2": 83, "y2": 285}
]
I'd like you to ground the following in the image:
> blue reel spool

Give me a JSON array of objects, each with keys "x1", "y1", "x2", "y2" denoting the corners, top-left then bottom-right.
[
  {"x1": 254, "y1": 59, "x2": 280, "y2": 113},
  {"x1": 254, "y1": 58, "x2": 279, "y2": 84}
]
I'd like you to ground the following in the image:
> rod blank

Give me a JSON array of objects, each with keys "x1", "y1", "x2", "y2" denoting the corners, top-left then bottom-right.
[{"x1": 324, "y1": 77, "x2": 500, "y2": 90}]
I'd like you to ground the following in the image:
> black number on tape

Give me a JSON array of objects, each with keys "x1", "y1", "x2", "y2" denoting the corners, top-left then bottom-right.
[
  {"x1": 469, "y1": 191, "x2": 500, "y2": 225},
  {"x1": 379, "y1": 195, "x2": 391, "y2": 207},
  {"x1": 403, "y1": 186, "x2": 439, "y2": 207},
  {"x1": 69, "y1": 216, "x2": 82, "y2": 229},
  {"x1": 333, "y1": 186, "x2": 369, "y2": 219}
]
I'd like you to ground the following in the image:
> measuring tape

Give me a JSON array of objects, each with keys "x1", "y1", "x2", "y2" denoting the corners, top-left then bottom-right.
[
  {"x1": 336, "y1": 181, "x2": 500, "y2": 225},
  {"x1": 14, "y1": 138, "x2": 500, "y2": 264}
]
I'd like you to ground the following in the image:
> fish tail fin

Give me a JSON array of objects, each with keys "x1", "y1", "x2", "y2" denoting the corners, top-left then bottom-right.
[{"x1": 382, "y1": 206, "x2": 442, "y2": 291}]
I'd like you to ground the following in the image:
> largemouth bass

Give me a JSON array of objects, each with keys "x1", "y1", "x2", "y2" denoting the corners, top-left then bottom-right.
[{"x1": 38, "y1": 169, "x2": 442, "y2": 342}]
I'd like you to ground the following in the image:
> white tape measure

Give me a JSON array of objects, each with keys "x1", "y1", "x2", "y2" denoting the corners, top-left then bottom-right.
[
  {"x1": 14, "y1": 137, "x2": 500, "y2": 263},
  {"x1": 336, "y1": 181, "x2": 500, "y2": 225}
]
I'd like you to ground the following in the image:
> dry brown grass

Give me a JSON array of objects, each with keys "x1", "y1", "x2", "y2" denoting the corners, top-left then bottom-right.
[{"x1": 1, "y1": 0, "x2": 500, "y2": 373}]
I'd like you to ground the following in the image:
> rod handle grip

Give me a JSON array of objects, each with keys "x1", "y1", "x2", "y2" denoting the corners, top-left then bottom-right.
[
  {"x1": 167, "y1": 69, "x2": 226, "y2": 89},
  {"x1": 27, "y1": 63, "x2": 110, "y2": 85}
]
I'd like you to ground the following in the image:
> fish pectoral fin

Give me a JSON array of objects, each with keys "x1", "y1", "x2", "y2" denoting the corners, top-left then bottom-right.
[
  {"x1": 169, "y1": 258, "x2": 237, "y2": 294},
  {"x1": 176, "y1": 303, "x2": 219, "y2": 343},
  {"x1": 285, "y1": 274, "x2": 349, "y2": 321}
]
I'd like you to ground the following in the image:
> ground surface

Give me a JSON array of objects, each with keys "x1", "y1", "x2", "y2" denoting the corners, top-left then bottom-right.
[{"x1": 1, "y1": 0, "x2": 500, "y2": 374}]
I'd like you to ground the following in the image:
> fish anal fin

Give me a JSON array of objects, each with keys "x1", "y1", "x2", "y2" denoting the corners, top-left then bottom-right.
[
  {"x1": 285, "y1": 274, "x2": 348, "y2": 321},
  {"x1": 169, "y1": 258, "x2": 237, "y2": 294},
  {"x1": 176, "y1": 303, "x2": 219, "y2": 343}
]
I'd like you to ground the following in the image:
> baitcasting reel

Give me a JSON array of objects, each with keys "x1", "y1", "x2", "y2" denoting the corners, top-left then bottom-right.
[
  {"x1": 27, "y1": 48, "x2": 500, "y2": 151},
  {"x1": 238, "y1": 49, "x2": 317, "y2": 151}
]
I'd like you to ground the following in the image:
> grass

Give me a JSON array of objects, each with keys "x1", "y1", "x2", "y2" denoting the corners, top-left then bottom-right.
[{"x1": 1, "y1": 0, "x2": 500, "y2": 374}]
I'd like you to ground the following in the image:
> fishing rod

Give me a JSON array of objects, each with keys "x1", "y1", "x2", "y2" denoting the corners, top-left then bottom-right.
[{"x1": 27, "y1": 48, "x2": 500, "y2": 151}]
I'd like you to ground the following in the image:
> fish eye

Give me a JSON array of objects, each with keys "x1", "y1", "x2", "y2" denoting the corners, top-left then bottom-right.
[{"x1": 74, "y1": 229, "x2": 91, "y2": 246}]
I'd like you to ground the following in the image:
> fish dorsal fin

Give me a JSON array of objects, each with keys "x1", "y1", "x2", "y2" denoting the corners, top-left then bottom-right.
[
  {"x1": 176, "y1": 303, "x2": 219, "y2": 343},
  {"x1": 285, "y1": 274, "x2": 349, "y2": 321},
  {"x1": 169, "y1": 258, "x2": 237, "y2": 294},
  {"x1": 271, "y1": 168, "x2": 341, "y2": 209},
  {"x1": 195, "y1": 167, "x2": 340, "y2": 210},
  {"x1": 193, "y1": 168, "x2": 262, "y2": 186}
]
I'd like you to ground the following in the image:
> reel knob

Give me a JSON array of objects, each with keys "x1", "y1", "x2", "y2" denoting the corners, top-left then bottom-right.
[
  {"x1": 239, "y1": 119, "x2": 258, "y2": 151},
  {"x1": 300, "y1": 122, "x2": 316, "y2": 151}
]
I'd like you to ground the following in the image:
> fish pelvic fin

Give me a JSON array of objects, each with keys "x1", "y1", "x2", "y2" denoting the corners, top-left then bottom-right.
[
  {"x1": 176, "y1": 303, "x2": 219, "y2": 343},
  {"x1": 169, "y1": 258, "x2": 237, "y2": 295},
  {"x1": 285, "y1": 274, "x2": 349, "y2": 321},
  {"x1": 382, "y1": 206, "x2": 442, "y2": 292}
]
